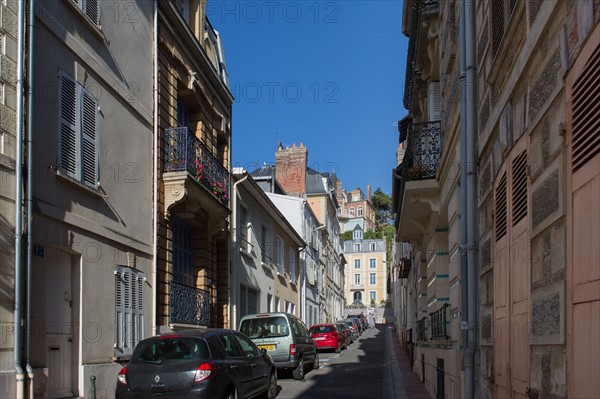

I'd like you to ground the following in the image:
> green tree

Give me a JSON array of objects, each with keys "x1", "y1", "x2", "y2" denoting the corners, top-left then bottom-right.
[
  {"x1": 371, "y1": 188, "x2": 392, "y2": 227},
  {"x1": 340, "y1": 231, "x2": 352, "y2": 241}
]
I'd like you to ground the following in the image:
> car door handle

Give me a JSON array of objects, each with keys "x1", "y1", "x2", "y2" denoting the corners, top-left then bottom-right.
[
  {"x1": 230, "y1": 365, "x2": 238, "y2": 369},
  {"x1": 250, "y1": 363, "x2": 257, "y2": 367}
]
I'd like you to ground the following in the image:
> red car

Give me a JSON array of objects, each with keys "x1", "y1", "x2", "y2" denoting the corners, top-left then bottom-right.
[{"x1": 309, "y1": 323, "x2": 347, "y2": 353}]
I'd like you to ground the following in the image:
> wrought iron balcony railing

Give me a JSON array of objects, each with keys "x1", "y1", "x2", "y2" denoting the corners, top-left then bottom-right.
[
  {"x1": 163, "y1": 127, "x2": 230, "y2": 206},
  {"x1": 430, "y1": 303, "x2": 450, "y2": 340},
  {"x1": 404, "y1": 0, "x2": 439, "y2": 110},
  {"x1": 169, "y1": 280, "x2": 211, "y2": 326},
  {"x1": 403, "y1": 121, "x2": 442, "y2": 181}
]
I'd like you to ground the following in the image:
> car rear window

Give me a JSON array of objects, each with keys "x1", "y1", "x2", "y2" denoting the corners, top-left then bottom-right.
[
  {"x1": 131, "y1": 338, "x2": 208, "y2": 363},
  {"x1": 309, "y1": 325, "x2": 335, "y2": 334},
  {"x1": 239, "y1": 316, "x2": 290, "y2": 339}
]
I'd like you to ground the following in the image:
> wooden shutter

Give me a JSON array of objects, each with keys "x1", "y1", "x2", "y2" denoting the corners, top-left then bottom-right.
[
  {"x1": 428, "y1": 82, "x2": 441, "y2": 121},
  {"x1": 511, "y1": 150, "x2": 528, "y2": 225},
  {"x1": 84, "y1": 0, "x2": 99, "y2": 24},
  {"x1": 115, "y1": 268, "x2": 125, "y2": 354},
  {"x1": 571, "y1": 44, "x2": 600, "y2": 172},
  {"x1": 495, "y1": 172, "x2": 508, "y2": 240},
  {"x1": 58, "y1": 73, "x2": 79, "y2": 179},
  {"x1": 81, "y1": 89, "x2": 98, "y2": 187}
]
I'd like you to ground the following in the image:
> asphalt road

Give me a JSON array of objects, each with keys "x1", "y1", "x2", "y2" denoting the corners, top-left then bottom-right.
[{"x1": 274, "y1": 325, "x2": 396, "y2": 399}]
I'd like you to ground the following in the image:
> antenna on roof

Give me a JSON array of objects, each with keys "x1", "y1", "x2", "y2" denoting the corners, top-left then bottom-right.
[{"x1": 276, "y1": 132, "x2": 282, "y2": 150}]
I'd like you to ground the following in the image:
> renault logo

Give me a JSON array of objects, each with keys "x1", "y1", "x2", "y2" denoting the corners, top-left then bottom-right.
[{"x1": 155, "y1": 375, "x2": 160, "y2": 383}]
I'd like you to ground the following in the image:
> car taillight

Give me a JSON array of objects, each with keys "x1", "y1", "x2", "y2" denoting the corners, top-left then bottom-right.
[
  {"x1": 289, "y1": 344, "x2": 296, "y2": 355},
  {"x1": 194, "y1": 362, "x2": 216, "y2": 383},
  {"x1": 117, "y1": 367, "x2": 127, "y2": 386}
]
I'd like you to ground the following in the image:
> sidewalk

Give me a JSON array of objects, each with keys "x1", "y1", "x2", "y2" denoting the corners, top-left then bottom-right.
[{"x1": 387, "y1": 324, "x2": 432, "y2": 399}]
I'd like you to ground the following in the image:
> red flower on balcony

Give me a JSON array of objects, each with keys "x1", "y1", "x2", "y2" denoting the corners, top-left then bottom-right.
[
  {"x1": 191, "y1": 160, "x2": 204, "y2": 182},
  {"x1": 211, "y1": 180, "x2": 228, "y2": 202}
]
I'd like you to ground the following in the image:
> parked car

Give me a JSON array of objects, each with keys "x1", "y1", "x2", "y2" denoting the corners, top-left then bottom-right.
[
  {"x1": 115, "y1": 329, "x2": 278, "y2": 399},
  {"x1": 349, "y1": 314, "x2": 368, "y2": 331},
  {"x1": 308, "y1": 323, "x2": 347, "y2": 353},
  {"x1": 342, "y1": 319, "x2": 359, "y2": 341},
  {"x1": 238, "y1": 312, "x2": 318, "y2": 380},
  {"x1": 336, "y1": 322, "x2": 354, "y2": 345},
  {"x1": 350, "y1": 317, "x2": 364, "y2": 335}
]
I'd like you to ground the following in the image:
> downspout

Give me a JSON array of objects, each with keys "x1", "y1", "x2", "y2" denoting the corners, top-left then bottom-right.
[
  {"x1": 463, "y1": 0, "x2": 479, "y2": 397},
  {"x1": 152, "y1": 0, "x2": 158, "y2": 336},
  {"x1": 301, "y1": 201, "x2": 307, "y2": 324},
  {"x1": 230, "y1": 174, "x2": 248, "y2": 329},
  {"x1": 459, "y1": 0, "x2": 470, "y2": 391},
  {"x1": 14, "y1": 0, "x2": 26, "y2": 396},
  {"x1": 25, "y1": 0, "x2": 35, "y2": 395}
]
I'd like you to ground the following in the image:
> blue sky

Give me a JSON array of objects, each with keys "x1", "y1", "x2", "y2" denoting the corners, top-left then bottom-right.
[{"x1": 209, "y1": 1, "x2": 408, "y2": 194}]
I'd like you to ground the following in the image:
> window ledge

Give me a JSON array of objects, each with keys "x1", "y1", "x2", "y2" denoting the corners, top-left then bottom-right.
[
  {"x1": 56, "y1": 169, "x2": 106, "y2": 198},
  {"x1": 239, "y1": 247, "x2": 255, "y2": 260}
]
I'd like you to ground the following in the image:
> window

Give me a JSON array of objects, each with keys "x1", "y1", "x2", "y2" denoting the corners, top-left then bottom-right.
[
  {"x1": 239, "y1": 206, "x2": 251, "y2": 252},
  {"x1": 430, "y1": 304, "x2": 450, "y2": 340},
  {"x1": 370, "y1": 291, "x2": 376, "y2": 302},
  {"x1": 261, "y1": 225, "x2": 270, "y2": 264},
  {"x1": 58, "y1": 70, "x2": 99, "y2": 188},
  {"x1": 369, "y1": 273, "x2": 376, "y2": 285},
  {"x1": 369, "y1": 259, "x2": 376, "y2": 268},
  {"x1": 353, "y1": 291, "x2": 362, "y2": 304},
  {"x1": 217, "y1": 333, "x2": 243, "y2": 357},
  {"x1": 172, "y1": 218, "x2": 194, "y2": 286},
  {"x1": 239, "y1": 285, "x2": 258, "y2": 319},
  {"x1": 115, "y1": 265, "x2": 144, "y2": 357},
  {"x1": 352, "y1": 194, "x2": 359, "y2": 201},
  {"x1": 353, "y1": 243, "x2": 361, "y2": 252},
  {"x1": 288, "y1": 248, "x2": 296, "y2": 281},
  {"x1": 176, "y1": 98, "x2": 190, "y2": 128},
  {"x1": 357, "y1": 206, "x2": 363, "y2": 216},
  {"x1": 234, "y1": 334, "x2": 260, "y2": 357},
  {"x1": 354, "y1": 259, "x2": 361, "y2": 269},
  {"x1": 370, "y1": 243, "x2": 376, "y2": 252},
  {"x1": 73, "y1": 0, "x2": 100, "y2": 25},
  {"x1": 277, "y1": 236, "x2": 284, "y2": 275},
  {"x1": 353, "y1": 229, "x2": 363, "y2": 240},
  {"x1": 354, "y1": 274, "x2": 361, "y2": 285},
  {"x1": 349, "y1": 208, "x2": 355, "y2": 217}
]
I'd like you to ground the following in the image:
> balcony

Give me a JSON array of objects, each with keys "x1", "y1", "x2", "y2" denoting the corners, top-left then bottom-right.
[
  {"x1": 169, "y1": 280, "x2": 211, "y2": 326},
  {"x1": 350, "y1": 283, "x2": 365, "y2": 291},
  {"x1": 394, "y1": 121, "x2": 442, "y2": 242},
  {"x1": 162, "y1": 127, "x2": 230, "y2": 219}
]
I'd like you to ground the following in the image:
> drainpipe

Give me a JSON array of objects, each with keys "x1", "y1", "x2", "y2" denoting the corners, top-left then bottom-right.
[
  {"x1": 14, "y1": 0, "x2": 26, "y2": 396},
  {"x1": 25, "y1": 0, "x2": 35, "y2": 395},
  {"x1": 230, "y1": 174, "x2": 248, "y2": 328},
  {"x1": 152, "y1": 0, "x2": 158, "y2": 336},
  {"x1": 459, "y1": 0, "x2": 470, "y2": 387},
  {"x1": 461, "y1": 0, "x2": 479, "y2": 398}
]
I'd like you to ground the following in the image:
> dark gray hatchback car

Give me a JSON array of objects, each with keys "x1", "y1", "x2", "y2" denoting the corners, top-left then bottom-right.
[{"x1": 115, "y1": 329, "x2": 277, "y2": 399}]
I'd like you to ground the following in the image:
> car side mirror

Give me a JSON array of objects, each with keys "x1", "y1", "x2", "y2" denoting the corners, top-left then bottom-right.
[{"x1": 260, "y1": 348, "x2": 268, "y2": 357}]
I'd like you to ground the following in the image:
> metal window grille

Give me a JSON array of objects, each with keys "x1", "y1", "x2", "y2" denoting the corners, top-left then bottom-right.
[{"x1": 430, "y1": 303, "x2": 450, "y2": 340}]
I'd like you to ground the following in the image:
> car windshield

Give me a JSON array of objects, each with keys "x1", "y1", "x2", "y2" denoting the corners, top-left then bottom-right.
[
  {"x1": 131, "y1": 337, "x2": 208, "y2": 363},
  {"x1": 309, "y1": 325, "x2": 335, "y2": 334},
  {"x1": 239, "y1": 316, "x2": 289, "y2": 339}
]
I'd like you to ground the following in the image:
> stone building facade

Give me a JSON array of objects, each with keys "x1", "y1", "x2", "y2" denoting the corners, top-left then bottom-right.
[
  {"x1": 156, "y1": 0, "x2": 233, "y2": 332},
  {"x1": 476, "y1": 1, "x2": 599, "y2": 398}
]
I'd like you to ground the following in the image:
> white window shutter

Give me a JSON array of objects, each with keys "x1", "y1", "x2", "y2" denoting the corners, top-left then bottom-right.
[
  {"x1": 428, "y1": 81, "x2": 441, "y2": 121},
  {"x1": 81, "y1": 89, "x2": 98, "y2": 187},
  {"x1": 58, "y1": 74, "x2": 79, "y2": 179},
  {"x1": 115, "y1": 268, "x2": 124, "y2": 354}
]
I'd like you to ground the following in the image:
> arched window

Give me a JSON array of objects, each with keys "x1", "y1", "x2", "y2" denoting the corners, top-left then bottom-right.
[{"x1": 353, "y1": 291, "x2": 362, "y2": 304}]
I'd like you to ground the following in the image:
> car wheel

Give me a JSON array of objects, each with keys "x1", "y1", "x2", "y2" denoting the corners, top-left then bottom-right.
[
  {"x1": 260, "y1": 370, "x2": 277, "y2": 399},
  {"x1": 224, "y1": 387, "x2": 237, "y2": 399},
  {"x1": 312, "y1": 352, "x2": 320, "y2": 370},
  {"x1": 292, "y1": 357, "x2": 305, "y2": 380}
]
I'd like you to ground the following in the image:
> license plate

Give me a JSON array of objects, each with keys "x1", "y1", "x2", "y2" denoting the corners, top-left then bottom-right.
[
  {"x1": 314, "y1": 337, "x2": 325, "y2": 341},
  {"x1": 258, "y1": 344, "x2": 275, "y2": 350}
]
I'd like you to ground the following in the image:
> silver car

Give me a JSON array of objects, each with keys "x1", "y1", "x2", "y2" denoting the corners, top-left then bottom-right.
[{"x1": 238, "y1": 312, "x2": 319, "y2": 380}]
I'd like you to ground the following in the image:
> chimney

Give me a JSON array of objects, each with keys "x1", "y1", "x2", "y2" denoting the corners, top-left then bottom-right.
[
  {"x1": 368, "y1": 183, "x2": 372, "y2": 201},
  {"x1": 275, "y1": 142, "x2": 308, "y2": 195}
]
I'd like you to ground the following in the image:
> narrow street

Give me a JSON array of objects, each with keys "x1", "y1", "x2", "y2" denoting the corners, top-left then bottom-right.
[{"x1": 275, "y1": 325, "x2": 406, "y2": 399}]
